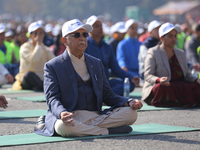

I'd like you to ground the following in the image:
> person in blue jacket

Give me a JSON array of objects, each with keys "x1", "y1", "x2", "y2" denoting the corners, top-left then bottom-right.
[
  {"x1": 34, "y1": 19, "x2": 143, "y2": 137},
  {"x1": 117, "y1": 19, "x2": 141, "y2": 78},
  {"x1": 85, "y1": 15, "x2": 139, "y2": 96}
]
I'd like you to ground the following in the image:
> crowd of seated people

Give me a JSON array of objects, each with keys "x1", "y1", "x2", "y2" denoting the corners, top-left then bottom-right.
[{"x1": 0, "y1": 15, "x2": 199, "y2": 108}]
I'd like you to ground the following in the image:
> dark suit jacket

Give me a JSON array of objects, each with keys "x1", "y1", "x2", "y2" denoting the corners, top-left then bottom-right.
[{"x1": 35, "y1": 50, "x2": 128, "y2": 136}]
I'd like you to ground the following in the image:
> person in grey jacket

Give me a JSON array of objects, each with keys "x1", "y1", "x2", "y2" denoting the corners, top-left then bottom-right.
[{"x1": 142, "y1": 22, "x2": 200, "y2": 107}]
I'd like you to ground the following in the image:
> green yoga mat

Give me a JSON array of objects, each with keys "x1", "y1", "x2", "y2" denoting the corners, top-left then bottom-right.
[
  {"x1": 0, "y1": 123, "x2": 199, "y2": 147},
  {"x1": 130, "y1": 92, "x2": 142, "y2": 98},
  {"x1": 0, "y1": 109, "x2": 46, "y2": 119},
  {"x1": 102, "y1": 103, "x2": 173, "y2": 111},
  {"x1": 0, "y1": 89, "x2": 35, "y2": 94},
  {"x1": 15, "y1": 95, "x2": 46, "y2": 102}
]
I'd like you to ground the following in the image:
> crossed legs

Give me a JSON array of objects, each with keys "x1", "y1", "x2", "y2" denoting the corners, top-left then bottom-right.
[{"x1": 55, "y1": 107, "x2": 137, "y2": 137}]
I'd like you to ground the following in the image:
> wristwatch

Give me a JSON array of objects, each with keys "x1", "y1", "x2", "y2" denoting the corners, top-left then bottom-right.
[{"x1": 123, "y1": 98, "x2": 134, "y2": 107}]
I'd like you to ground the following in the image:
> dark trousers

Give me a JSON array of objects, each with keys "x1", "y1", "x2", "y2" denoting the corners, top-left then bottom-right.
[{"x1": 21, "y1": 71, "x2": 43, "y2": 91}]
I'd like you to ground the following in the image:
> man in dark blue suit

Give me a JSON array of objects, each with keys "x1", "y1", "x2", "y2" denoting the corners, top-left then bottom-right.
[{"x1": 34, "y1": 19, "x2": 143, "y2": 137}]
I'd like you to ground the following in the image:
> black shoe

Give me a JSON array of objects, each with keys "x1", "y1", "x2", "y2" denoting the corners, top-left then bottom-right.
[
  {"x1": 35, "y1": 115, "x2": 45, "y2": 130},
  {"x1": 108, "y1": 125, "x2": 132, "y2": 134}
]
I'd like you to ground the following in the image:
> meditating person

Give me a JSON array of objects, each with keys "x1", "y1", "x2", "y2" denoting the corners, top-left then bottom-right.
[
  {"x1": 34, "y1": 19, "x2": 143, "y2": 137},
  {"x1": 142, "y1": 22, "x2": 200, "y2": 107}
]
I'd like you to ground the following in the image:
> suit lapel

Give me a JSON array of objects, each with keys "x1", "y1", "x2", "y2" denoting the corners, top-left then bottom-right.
[
  {"x1": 159, "y1": 45, "x2": 171, "y2": 74},
  {"x1": 62, "y1": 50, "x2": 78, "y2": 97}
]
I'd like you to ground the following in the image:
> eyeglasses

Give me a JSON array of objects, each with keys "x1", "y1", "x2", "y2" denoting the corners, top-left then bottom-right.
[{"x1": 68, "y1": 32, "x2": 89, "y2": 38}]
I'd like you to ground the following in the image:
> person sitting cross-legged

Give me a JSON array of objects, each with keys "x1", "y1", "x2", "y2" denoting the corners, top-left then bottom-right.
[
  {"x1": 34, "y1": 19, "x2": 143, "y2": 137},
  {"x1": 12, "y1": 21, "x2": 55, "y2": 91},
  {"x1": 142, "y1": 22, "x2": 200, "y2": 107}
]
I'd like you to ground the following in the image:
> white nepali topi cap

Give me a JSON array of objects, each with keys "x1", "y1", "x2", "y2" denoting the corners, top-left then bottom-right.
[
  {"x1": 110, "y1": 22, "x2": 127, "y2": 34},
  {"x1": 62, "y1": 19, "x2": 93, "y2": 37},
  {"x1": 148, "y1": 20, "x2": 161, "y2": 32},
  {"x1": 28, "y1": 21, "x2": 44, "y2": 33},
  {"x1": 86, "y1": 15, "x2": 104, "y2": 26},
  {"x1": 159, "y1": 22, "x2": 181, "y2": 38},
  {"x1": 125, "y1": 19, "x2": 137, "y2": 31}
]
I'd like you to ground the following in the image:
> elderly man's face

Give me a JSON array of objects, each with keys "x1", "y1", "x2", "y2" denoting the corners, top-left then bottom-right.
[
  {"x1": 90, "y1": 21, "x2": 103, "y2": 37},
  {"x1": 63, "y1": 28, "x2": 88, "y2": 54}
]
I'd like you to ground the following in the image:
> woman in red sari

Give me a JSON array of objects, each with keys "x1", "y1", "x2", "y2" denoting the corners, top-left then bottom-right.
[{"x1": 142, "y1": 22, "x2": 200, "y2": 107}]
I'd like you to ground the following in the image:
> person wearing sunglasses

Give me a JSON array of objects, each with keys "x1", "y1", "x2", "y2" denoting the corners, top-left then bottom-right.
[
  {"x1": 34, "y1": 19, "x2": 143, "y2": 137},
  {"x1": 12, "y1": 21, "x2": 55, "y2": 91}
]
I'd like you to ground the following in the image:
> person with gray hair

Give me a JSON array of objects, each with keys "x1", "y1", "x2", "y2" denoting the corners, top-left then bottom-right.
[{"x1": 34, "y1": 19, "x2": 143, "y2": 137}]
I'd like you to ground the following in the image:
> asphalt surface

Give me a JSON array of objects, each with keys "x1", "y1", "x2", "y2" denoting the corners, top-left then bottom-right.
[{"x1": 0, "y1": 85, "x2": 200, "y2": 150}]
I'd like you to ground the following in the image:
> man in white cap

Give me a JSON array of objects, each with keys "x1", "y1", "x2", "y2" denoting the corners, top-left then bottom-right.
[
  {"x1": 116, "y1": 19, "x2": 141, "y2": 85},
  {"x1": 108, "y1": 22, "x2": 127, "y2": 55},
  {"x1": 34, "y1": 19, "x2": 142, "y2": 137},
  {"x1": 12, "y1": 21, "x2": 55, "y2": 91},
  {"x1": 85, "y1": 15, "x2": 139, "y2": 96},
  {"x1": 0, "y1": 23, "x2": 19, "y2": 77},
  {"x1": 138, "y1": 20, "x2": 161, "y2": 79}
]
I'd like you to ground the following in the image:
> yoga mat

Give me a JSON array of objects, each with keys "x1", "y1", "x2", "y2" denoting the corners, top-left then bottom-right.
[
  {"x1": 130, "y1": 92, "x2": 142, "y2": 98},
  {"x1": 0, "y1": 123, "x2": 199, "y2": 147},
  {"x1": 0, "y1": 109, "x2": 46, "y2": 119},
  {"x1": 0, "y1": 89, "x2": 35, "y2": 94},
  {"x1": 14, "y1": 95, "x2": 46, "y2": 102},
  {"x1": 102, "y1": 103, "x2": 173, "y2": 111}
]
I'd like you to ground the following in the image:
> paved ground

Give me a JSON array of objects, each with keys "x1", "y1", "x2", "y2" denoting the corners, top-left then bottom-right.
[{"x1": 0, "y1": 85, "x2": 200, "y2": 150}]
